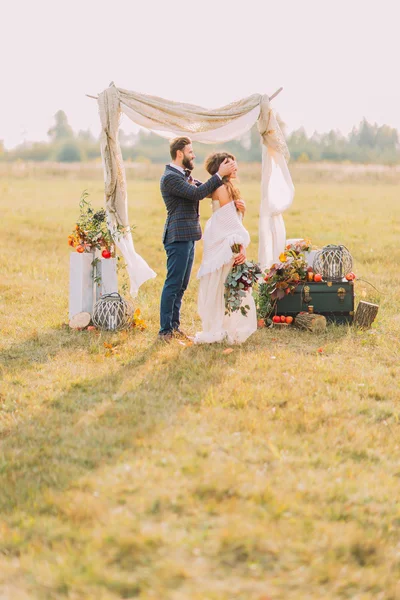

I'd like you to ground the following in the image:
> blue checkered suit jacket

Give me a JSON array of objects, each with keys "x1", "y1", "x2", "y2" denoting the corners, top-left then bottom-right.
[{"x1": 160, "y1": 165, "x2": 223, "y2": 244}]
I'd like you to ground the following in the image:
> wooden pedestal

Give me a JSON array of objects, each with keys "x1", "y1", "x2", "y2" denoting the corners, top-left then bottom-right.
[{"x1": 69, "y1": 253, "x2": 118, "y2": 319}]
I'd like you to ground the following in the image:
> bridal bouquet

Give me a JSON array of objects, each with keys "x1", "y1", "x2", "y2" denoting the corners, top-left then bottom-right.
[{"x1": 224, "y1": 244, "x2": 262, "y2": 316}]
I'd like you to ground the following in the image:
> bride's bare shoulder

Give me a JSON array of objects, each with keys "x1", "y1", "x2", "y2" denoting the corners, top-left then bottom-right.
[{"x1": 212, "y1": 184, "x2": 231, "y2": 206}]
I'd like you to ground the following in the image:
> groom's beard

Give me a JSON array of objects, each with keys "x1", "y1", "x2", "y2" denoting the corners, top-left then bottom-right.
[{"x1": 182, "y1": 156, "x2": 194, "y2": 171}]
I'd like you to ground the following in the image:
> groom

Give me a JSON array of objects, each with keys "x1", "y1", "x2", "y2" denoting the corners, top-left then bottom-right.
[{"x1": 158, "y1": 136, "x2": 240, "y2": 341}]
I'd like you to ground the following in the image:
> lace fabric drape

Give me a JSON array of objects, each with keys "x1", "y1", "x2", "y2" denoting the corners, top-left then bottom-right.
[{"x1": 97, "y1": 84, "x2": 294, "y2": 295}]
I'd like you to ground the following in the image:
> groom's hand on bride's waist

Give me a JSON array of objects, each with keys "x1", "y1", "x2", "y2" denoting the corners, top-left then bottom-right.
[{"x1": 235, "y1": 199, "x2": 246, "y2": 214}]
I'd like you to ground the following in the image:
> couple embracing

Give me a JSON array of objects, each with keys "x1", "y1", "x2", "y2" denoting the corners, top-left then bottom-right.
[{"x1": 159, "y1": 136, "x2": 257, "y2": 344}]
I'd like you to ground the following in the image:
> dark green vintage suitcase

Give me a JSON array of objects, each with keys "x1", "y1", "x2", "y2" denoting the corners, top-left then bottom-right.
[{"x1": 276, "y1": 281, "x2": 355, "y2": 324}]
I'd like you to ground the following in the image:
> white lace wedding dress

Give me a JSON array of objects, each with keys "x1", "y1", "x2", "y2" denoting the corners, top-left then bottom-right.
[{"x1": 194, "y1": 200, "x2": 257, "y2": 344}]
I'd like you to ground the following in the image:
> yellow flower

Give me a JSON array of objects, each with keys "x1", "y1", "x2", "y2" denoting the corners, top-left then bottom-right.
[
  {"x1": 279, "y1": 252, "x2": 288, "y2": 263},
  {"x1": 132, "y1": 307, "x2": 147, "y2": 330}
]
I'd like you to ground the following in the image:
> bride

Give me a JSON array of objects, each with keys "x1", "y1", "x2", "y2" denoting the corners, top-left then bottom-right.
[{"x1": 194, "y1": 152, "x2": 257, "y2": 344}]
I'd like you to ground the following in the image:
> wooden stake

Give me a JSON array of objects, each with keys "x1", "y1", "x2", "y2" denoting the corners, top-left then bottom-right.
[
  {"x1": 354, "y1": 301, "x2": 379, "y2": 329},
  {"x1": 269, "y1": 87, "x2": 283, "y2": 101}
]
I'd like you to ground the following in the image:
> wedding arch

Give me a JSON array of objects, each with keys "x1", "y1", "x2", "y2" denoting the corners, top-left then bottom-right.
[{"x1": 87, "y1": 82, "x2": 294, "y2": 296}]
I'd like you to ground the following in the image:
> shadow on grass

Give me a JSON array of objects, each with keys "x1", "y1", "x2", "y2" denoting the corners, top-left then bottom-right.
[
  {"x1": 0, "y1": 321, "x2": 354, "y2": 514},
  {"x1": 0, "y1": 338, "x2": 241, "y2": 514},
  {"x1": 0, "y1": 326, "x2": 100, "y2": 371},
  {"x1": 0, "y1": 316, "x2": 352, "y2": 373}
]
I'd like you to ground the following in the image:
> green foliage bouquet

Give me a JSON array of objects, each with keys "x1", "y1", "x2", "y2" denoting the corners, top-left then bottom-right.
[{"x1": 224, "y1": 244, "x2": 262, "y2": 317}]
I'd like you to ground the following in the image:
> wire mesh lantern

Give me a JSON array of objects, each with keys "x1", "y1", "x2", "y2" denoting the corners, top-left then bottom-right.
[
  {"x1": 92, "y1": 292, "x2": 134, "y2": 331},
  {"x1": 313, "y1": 244, "x2": 353, "y2": 282}
]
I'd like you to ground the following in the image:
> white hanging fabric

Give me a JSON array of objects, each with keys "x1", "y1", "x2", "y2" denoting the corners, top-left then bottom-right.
[
  {"x1": 98, "y1": 87, "x2": 156, "y2": 297},
  {"x1": 97, "y1": 84, "x2": 294, "y2": 295}
]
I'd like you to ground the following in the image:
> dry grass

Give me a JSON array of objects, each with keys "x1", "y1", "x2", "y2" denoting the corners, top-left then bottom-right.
[
  {"x1": 3, "y1": 160, "x2": 400, "y2": 184},
  {"x1": 1, "y1": 164, "x2": 400, "y2": 599}
]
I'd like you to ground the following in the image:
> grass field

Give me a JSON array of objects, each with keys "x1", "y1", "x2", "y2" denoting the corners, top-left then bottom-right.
[{"x1": 1, "y1": 163, "x2": 400, "y2": 599}]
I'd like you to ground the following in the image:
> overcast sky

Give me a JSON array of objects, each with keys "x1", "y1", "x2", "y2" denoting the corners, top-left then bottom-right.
[{"x1": 1, "y1": 0, "x2": 398, "y2": 148}]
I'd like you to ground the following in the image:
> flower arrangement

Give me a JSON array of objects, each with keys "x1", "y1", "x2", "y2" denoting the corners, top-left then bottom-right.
[
  {"x1": 68, "y1": 191, "x2": 114, "y2": 256},
  {"x1": 285, "y1": 238, "x2": 312, "y2": 254},
  {"x1": 266, "y1": 252, "x2": 308, "y2": 301},
  {"x1": 224, "y1": 244, "x2": 262, "y2": 317},
  {"x1": 257, "y1": 239, "x2": 311, "y2": 321}
]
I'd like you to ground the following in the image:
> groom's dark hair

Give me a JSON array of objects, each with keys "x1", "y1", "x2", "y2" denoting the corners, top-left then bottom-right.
[{"x1": 170, "y1": 136, "x2": 192, "y2": 159}]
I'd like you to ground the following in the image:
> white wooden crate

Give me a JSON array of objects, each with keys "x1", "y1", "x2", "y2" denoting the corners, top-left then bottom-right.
[
  {"x1": 69, "y1": 252, "x2": 95, "y2": 319},
  {"x1": 69, "y1": 253, "x2": 118, "y2": 319}
]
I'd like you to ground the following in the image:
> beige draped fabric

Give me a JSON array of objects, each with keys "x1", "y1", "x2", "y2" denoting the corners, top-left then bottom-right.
[
  {"x1": 97, "y1": 83, "x2": 294, "y2": 295},
  {"x1": 98, "y1": 87, "x2": 157, "y2": 295},
  {"x1": 98, "y1": 86, "x2": 128, "y2": 228},
  {"x1": 118, "y1": 87, "x2": 263, "y2": 134}
]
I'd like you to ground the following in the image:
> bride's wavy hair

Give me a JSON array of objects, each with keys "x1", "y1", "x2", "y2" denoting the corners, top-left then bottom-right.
[{"x1": 204, "y1": 152, "x2": 241, "y2": 201}]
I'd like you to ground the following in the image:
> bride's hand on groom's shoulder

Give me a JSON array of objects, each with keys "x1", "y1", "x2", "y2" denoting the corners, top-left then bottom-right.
[{"x1": 235, "y1": 198, "x2": 246, "y2": 214}]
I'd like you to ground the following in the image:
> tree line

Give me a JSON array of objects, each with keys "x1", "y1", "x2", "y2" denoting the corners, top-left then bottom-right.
[{"x1": 1, "y1": 110, "x2": 399, "y2": 164}]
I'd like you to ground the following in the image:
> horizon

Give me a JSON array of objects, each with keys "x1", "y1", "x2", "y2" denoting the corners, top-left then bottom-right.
[
  {"x1": 3, "y1": 109, "x2": 399, "y2": 151},
  {"x1": 2, "y1": 0, "x2": 399, "y2": 149}
]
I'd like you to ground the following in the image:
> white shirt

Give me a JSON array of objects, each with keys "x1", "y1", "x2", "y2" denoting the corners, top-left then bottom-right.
[
  {"x1": 169, "y1": 162, "x2": 222, "y2": 180},
  {"x1": 169, "y1": 162, "x2": 185, "y2": 175}
]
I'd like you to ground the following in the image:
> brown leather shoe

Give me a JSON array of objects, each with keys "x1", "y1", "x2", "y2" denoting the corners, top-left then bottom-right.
[
  {"x1": 158, "y1": 332, "x2": 173, "y2": 342},
  {"x1": 172, "y1": 328, "x2": 192, "y2": 341}
]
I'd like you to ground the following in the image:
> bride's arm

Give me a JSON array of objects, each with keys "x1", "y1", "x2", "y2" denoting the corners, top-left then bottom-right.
[
  {"x1": 213, "y1": 185, "x2": 231, "y2": 207},
  {"x1": 214, "y1": 187, "x2": 246, "y2": 264},
  {"x1": 214, "y1": 185, "x2": 246, "y2": 216}
]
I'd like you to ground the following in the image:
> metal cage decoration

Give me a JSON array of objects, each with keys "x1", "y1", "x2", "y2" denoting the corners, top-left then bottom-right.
[
  {"x1": 92, "y1": 292, "x2": 134, "y2": 331},
  {"x1": 313, "y1": 245, "x2": 353, "y2": 282}
]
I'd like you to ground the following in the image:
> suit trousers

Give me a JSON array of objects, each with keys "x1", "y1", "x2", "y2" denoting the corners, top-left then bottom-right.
[{"x1": 159, "y1": 241, "x2": 195, "y2": 334}]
